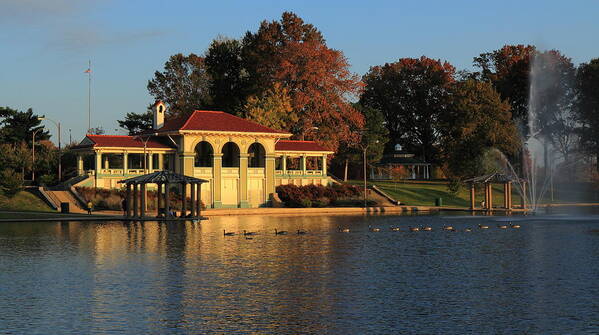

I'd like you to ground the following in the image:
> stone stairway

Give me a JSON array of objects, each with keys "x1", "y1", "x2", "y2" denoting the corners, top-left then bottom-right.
[{"x1": 45, "y1": 190, "x2": 87, "y2": 213}]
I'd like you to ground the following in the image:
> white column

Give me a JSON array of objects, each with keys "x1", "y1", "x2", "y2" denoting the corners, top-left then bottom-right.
[
  {"x1": 148, "y1": 152, "x2": 153, "y2": 172},
  {"x1": 322, "y1": 155, "x2": 327, "y2": 176},
  {"x1": 282, "y1": 154, "x2": 287, "y2": 174},
  {"x1": 301, "y1": 154, "x2": 307, "y2": 174},
  {"x1": 95, "y1": 152, "x2": 102, "y2": 174},
  {"x1": 123, "y1": 152, "x2": 128, "y2": 175},
  {"x1": 158, "y1": 153, "x2": 164, "y2": 171},
  {"x1": 77, "y1": 155, "x2": 83, "y2": 175}
]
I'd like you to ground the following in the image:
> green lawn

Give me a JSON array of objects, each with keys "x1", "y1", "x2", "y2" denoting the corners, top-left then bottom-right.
[
  {"x1": 350, "y1": 180, "x2": 523, "y2": 207},
  {"x1": 0, "y1": 191, "x2": 54, "y2": 212}
]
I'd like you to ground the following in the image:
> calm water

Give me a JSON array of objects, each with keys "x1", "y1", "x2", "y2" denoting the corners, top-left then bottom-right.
[{"x1": 2, "y1": 213, "x2": 599, "y2": 334}]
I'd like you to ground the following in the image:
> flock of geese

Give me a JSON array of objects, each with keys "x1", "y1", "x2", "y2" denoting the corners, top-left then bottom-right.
[
  {"x1": 358, "y1": 223, "x2": 522, "y2": 233},
  {"x1": 223, "y1": 223, "x2": 521, "y2": 238}
]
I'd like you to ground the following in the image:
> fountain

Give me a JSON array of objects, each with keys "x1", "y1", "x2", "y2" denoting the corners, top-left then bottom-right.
[{"x1": 489, "y1": 52, "x2": 563, "y2": 213}]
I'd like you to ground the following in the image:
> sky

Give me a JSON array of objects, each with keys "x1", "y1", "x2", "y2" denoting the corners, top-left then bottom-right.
[{"x1": 1, "y1": 0, "x2": 598, "y2": 145}]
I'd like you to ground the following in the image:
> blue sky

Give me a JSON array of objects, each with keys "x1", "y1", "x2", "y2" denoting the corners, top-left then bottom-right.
[{"x1": 1, "y1": 0, "x2": 598, "y2": 144}]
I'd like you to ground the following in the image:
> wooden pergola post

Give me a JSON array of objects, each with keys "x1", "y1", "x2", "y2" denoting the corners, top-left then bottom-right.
[
  {"x1": 489, "y1": 183, "x2": 493, "y2": 209},
  {"x1": 133, "y1": 182, "x2": 139, "y2": 218},
  {"x1": 469, "y1": 183, "x2": 476, "y2": 210},
  {"x1": 157, "y1": 183, "x2": 162, "y2": 217},
  {"x1": 506, "y1": 182, "x2": 512, "y2": 210},
  {"x1": 140, "y1": 183, "x2": 146, "y2": 218},
  {"x1": 165, "y1": 182, "x2": 170, "y2": 217},
  {"x1": 503, "y1": 182, "x2": 509, "y2": 209},
  {"x1": 196, "y1": 182, "x2": 202, "y2": 216},
  {"x1": 181, "y1": 182, "x2": 187, "y2": 217},
  {"x1": 190, "y1": 183, "x2": 196, "y2": 217},
  {"x1": 126, "y1": 183, "x2": 132, "y2": 218}
]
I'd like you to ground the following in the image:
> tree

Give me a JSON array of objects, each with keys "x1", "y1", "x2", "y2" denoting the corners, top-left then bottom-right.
[
  {"x1": 576, "y1": 58, "x2": 599, "y2": 171},
  {"x1": 473, "y1": 45, "x2": 536, "y2": 126},
  {"x1": 205, "y1": 37, "x2": 248, "y2": 116},
  {"x1": 245, "y1": 83, "x2": 296, "y2": 131},
  {"x1": 361, "y1": 56, "x2": 455, "y2": 163},
  {"x1": 0, "y1": 107, "x2": 49, "y2": 144},
  {"x1": 147, "y1": 53, "x2": 211, "y2": 117},
  {"x1": 440, "y1": 79, "x2": 520, "y2": 178},
  {"x1": 240, "y1": 12, "x2": 364, "y2": 153},
  {"x1": 331, "y1": 104, "x2": 388, "y2": 181},
  {"x1": 118, "y1": 111, "x2": 153, "y2": 135},
  {"x1": 529, "y1": 50, "x2": 577, "y2": 163}
]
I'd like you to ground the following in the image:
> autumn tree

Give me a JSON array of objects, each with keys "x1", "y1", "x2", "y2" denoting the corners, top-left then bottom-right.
[
  {"x1": 576, "y1": 58, "x2": 599, "y2": 171},
  {"x1": 440, "y1": 79, "x2": 520, "y2": 178},
  {"x1": 473, "y1": 44, "x2": 536, "y2": 126},
  {"x1": 245, "y1": 83, "x2": 296, "y2": 131},
  {"x1": 147, "y1": 53, "x2": 211, "y2": 117},
  {"x1": 240, "y1": 12, "x2": 364, "y2": 152},
  {"x1": 332, "y1": 104, "x2": 389, "y2": 180},
  {"x1": 360, "y1": 56, "x2": 455, "y2": 163}
]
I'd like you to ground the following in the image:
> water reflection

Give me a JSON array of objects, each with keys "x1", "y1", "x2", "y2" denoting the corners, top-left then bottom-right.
[{"x1": 1, "y1": 214, "x2": 599, "y2": 334}]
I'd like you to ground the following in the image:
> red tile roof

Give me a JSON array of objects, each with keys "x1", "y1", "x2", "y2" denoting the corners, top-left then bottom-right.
[
  {"x1": 158, "y1": 110, "x2": 290, "y2": 134},
  {"x1": 275, "y1": 140, "x2": 332, "y2": 152},
  {"x1": 73, "y1": 135, "x2": 174, "y2": 149}
]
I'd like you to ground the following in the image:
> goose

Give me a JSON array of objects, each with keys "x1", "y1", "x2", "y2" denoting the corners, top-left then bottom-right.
[
  {"x1": 409, "y1": 226, "x2": 420, "y2": 232},
  {"x1": 422, "y1": 226, "x2": 432, "y2": 231},
  {"x1": 223, "y1": 230, "x2": 235, "y2": 236},
  {"x1": 478, "y1": 224, "x2": 489, "y2": 229},
  {"x1": 510, "y1": 223, "x2": 521, "y2": 229},
  {"x1": 464, "y1": 227, "x2": 472, "y2": 232},
  {"x1": 338, "y1": 227, "x2": 350, "y2": 233},
  {"x1": 369, "y1": 225, "x2": 381, "y2": 232},
  {"x1": 297, "y1": 229, "x2": 307, "y2": 235},
  {"x1": 442, "y1": 225, "x2": 454, "y2": 231},
  {"x1": 497, "y1": 224, "x2": 508, "y2": 229},
  {"x1": 243, "y1": 230, "x2": 256, "y2": 236},
  {"x1": 275, "y1": 229, "x2": 288, "y2": 235},
  {"x1": 390, "y1": 227, "x2": 401, "y2": 231}
]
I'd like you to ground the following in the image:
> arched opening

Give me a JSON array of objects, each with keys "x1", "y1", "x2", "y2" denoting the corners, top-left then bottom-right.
[
  {"x1": 248, "y1": 142, "x2": 265, "y2": 168},
  {"x1": 194, "y1": 141, "x2": 213, "y2": 167},
  {"x1": 221, "y1": 142, "x2": 240, "y2": 167}
]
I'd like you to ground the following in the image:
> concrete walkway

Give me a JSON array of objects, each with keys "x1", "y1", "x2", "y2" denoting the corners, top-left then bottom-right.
[{"x1": 2, "y1": 202, "x2": 598, "y2": 222}]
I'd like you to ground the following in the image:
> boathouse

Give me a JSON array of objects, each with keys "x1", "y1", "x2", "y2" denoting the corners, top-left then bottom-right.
[{"x1": 71, "y1": 101, "x2": 333, "y2": 208}]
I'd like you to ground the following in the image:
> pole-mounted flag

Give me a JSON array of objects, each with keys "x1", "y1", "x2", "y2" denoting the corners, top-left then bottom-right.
[{"x1": 85, "y1": 60, "x2": 91, "y2": 133}]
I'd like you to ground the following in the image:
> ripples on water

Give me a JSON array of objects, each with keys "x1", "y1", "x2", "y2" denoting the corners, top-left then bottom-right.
[{"x1": 1, "y1": 213, "x2": 599, "y2": 334}]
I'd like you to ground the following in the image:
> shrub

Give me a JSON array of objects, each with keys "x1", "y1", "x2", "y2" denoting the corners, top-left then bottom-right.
[
  {"x1": 300, "y1": 198, "x2": 312, "y2": 208},
  {"x1": 275, "y1": 183, "x2": 363, "y2": 208},
  {"x1": 0, "y1": 169, "x2": 23, "y2": 196}
]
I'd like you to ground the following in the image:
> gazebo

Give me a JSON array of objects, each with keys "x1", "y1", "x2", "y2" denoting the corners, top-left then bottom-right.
[
  {"x1": 463, "y1": 173, "x2": 525, "y2": 211},
  {"x1": 119, "y1": 171, "x2": 208, "y2": 219}
]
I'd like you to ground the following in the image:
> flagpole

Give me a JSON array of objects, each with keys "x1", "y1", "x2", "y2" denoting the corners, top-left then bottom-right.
[{"x1": 87, "y1": 60, "x2": 91, "y2": 134}]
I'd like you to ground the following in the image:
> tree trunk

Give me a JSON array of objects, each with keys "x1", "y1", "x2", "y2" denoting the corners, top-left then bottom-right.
[{"x1": 344, "y1": 159, "x2": 348, "y2": 181}]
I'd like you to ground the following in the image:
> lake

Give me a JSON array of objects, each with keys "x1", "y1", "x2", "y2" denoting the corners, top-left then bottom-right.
[{"x1": 1, "y1": 212, "x2": 599, "y2": 334}]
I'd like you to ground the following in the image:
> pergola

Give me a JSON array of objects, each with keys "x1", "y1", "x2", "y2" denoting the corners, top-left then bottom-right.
[
  {"x1": 463, "y1": 173, "x2": 525, "y2": 210},
  {"x1": 119, "y1": 171, "x2": 208, "y2": 219}
]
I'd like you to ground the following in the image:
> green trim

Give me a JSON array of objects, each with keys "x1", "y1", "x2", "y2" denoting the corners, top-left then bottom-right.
[
  {"x1": 213, "y1": 201, "x2": 223, "y2": 208},
  {"x1": 239, "y1": 201, "x2": 250, "y2": 208},
  {"x1": 220, "y1": 204, "x2": 239, "y2": 209}
]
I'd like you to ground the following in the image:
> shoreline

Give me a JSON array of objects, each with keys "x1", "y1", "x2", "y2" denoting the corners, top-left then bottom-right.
[{"x1": 1, "y1": 202, "x2": 599, "y2": 222}]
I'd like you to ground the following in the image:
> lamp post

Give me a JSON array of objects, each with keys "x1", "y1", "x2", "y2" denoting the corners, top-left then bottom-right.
[
  {"x1": 38, "y1": 117, "x2": 61, "y2": 181},
  {"x1": 31, "y1": 128, "x2": 43, "y2": 182},
  {"x1": 360, "y1": 139, "x2": 379, "y2": 208}
]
